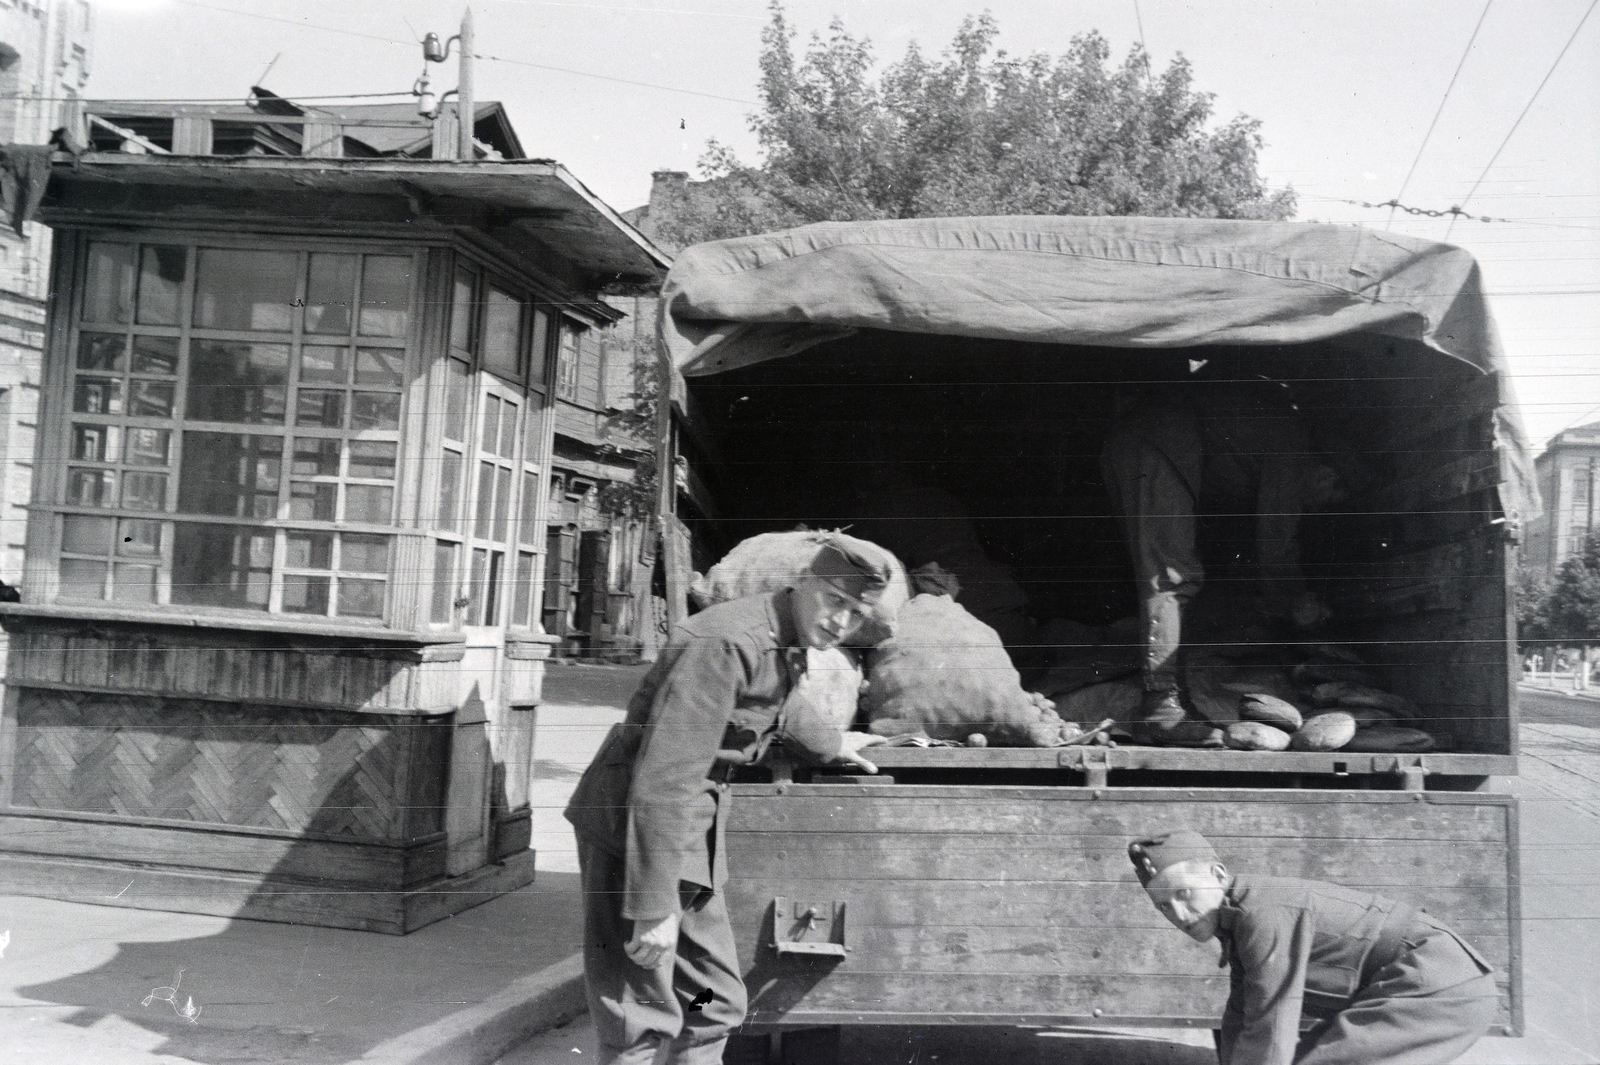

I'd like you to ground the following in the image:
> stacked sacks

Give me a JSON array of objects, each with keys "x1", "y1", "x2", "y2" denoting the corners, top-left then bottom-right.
[
  {"x1": 694, "y1": 529, "x2": 911, "y2": 647},
  {"x1": 792, "y1": 647, "x2": 867, "y2": 732},
  {"x1": 863, "y1": 593, "x2": 1070, "y2": 747},
  {"x1": 693, "y1": 531, "x2": 906, "y2": 740}
]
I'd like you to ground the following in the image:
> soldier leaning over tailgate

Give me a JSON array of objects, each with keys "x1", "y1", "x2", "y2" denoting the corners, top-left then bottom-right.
[
  {"x1": 1129, "y1": 829, "x2": 1498, "y2": 1065},
  {"x1": 564, "y1": 539, "x2": 892, "y2": 1065}
]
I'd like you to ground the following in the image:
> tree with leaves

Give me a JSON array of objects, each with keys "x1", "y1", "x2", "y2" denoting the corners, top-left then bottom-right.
[
  {"x1": 1514, "y1": 557, "x2": 1553, "y2": 646},
  {"x1": 1547, "y1": 536, "x2": 1600, "y2": 647},
  {"x1": 649, "y1": 5, "x2": 1295, "y2": 251}
]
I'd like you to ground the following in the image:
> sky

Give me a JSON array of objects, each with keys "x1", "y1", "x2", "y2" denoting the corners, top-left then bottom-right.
[{"x1": 85, "y1": 0, "x2": 1600, "y2": 454}]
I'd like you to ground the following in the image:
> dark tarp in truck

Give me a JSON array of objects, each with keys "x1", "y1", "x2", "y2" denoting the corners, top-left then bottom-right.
[{"x1": 652, "y1": 216, "x2": 1536, "y2": 1056}]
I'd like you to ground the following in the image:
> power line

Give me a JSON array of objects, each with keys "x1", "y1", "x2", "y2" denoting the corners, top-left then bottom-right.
[
  {"x1": 1447, "y1": 0, "x2": 1600, "y2": 238},
  {"x1": 1300, "y1": 194, "x2": 1600, "y2": 234},
  {"x1": 0, "y1": 92, "x2": 416, "y2": 103},
  {"x1": 1388, "y1": 0, "x2": 1493, "y2": 231},
  {"x1": 468, "y1": 47, "x2": 756, "y2": 104},
  {"x1": 172, "y1": 0, "x2": 757, "y2": 106},
  {"x1": 486, "y1": 0, "x2": 762, "y2": 18}
]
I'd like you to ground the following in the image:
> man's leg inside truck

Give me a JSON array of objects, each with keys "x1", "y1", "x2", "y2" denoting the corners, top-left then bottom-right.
[
  {"x1": 1101, "y1": 411, "x2": 1206, "y2": 742},
  {"x1": 579, "y1": 841, "x2": 748, "y2": 1064}
]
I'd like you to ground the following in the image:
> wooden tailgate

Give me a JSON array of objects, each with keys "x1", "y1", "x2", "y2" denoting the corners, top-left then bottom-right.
[{"x1": 722, "y1": 783, "x2": 1520, "y2": 1034}]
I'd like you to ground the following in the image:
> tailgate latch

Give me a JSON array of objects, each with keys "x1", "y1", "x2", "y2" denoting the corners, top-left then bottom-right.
[
  {"x1": 1383, "y1": 755, "x2": 1428, "y2": 791},
  {"x1": 771, "y1": 897, "x2": 848, "y2": 956}
]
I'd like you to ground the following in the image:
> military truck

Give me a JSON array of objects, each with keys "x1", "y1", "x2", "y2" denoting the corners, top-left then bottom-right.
[{"x1": 651, "y1": 217, "x2": 1532, "y2": 1062}]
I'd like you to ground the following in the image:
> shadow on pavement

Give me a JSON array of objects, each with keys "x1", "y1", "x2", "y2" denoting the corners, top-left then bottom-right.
[
  {"x1": 11, "y1": 696, "x2": 585, "y2": 1065},
  {"x1": 16, "y1": 867, "x2": 584, "y2": 1064}
]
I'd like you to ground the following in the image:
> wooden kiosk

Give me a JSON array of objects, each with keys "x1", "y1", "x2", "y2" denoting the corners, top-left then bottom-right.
[{"x1": 0, "y1": 144, "x2": 669, "y2": 932}]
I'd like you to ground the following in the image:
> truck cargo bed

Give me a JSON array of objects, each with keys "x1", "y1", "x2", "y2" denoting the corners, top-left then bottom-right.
[{"x1": 724, "y1": 782, "x2": 1520, "y2": 1033}]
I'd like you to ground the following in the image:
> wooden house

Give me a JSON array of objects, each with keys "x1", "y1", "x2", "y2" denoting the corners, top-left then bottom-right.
[{"x1": 0, "y1": 102, "x2": 670, "y2": 933}]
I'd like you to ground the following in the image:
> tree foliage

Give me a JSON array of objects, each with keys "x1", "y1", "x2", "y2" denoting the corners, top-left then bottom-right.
[
  {"x1": 1515, "y1": 558, "x2": 1553, "y2": 644},
  {"x1": 653, "y1": 5, "x2": 1295, "y2": 249},
  {"x1": 1547, "y1": 536, "x2": 1600, "y2": 645},
  {"x1": 596, "y1": 328, "x2": 661, "y2": 521}
]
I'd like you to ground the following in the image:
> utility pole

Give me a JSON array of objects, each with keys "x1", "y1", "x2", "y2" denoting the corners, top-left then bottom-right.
[{"x1": 457, "y1": 7, "x2": 475, "y2": 161}]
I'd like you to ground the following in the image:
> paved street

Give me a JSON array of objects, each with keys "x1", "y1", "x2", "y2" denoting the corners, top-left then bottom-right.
[
  {"x1": 528, "y1": 662, "x2": 649, "y2": 876},
  {"x1": 500, "y1": 681, "x2": 1600, "y2": 1065}
]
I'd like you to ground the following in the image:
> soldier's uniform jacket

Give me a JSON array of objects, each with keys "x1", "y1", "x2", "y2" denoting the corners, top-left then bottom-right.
[
  {"x1": 1216, "y1": 874, "x2": 1495, "y2": 1065},
  {"x1": 564, "y1": 591, "x2": 844, "y2": 923}
]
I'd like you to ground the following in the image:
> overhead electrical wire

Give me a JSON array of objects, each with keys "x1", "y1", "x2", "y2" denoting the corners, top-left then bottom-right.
[
  {"x1": 172, "y1": 0, "x2": 758, "y2": 105},
  {"x1": 1386, "y1": 0, "x2": 1494, "y2": 231},
  {"x1": 0, "y1": 91, "x2": 416, "y2": 103},
  {"x1": 486, "y1": 0, "x2": 762, "y2": 18},
  {"x1": 1299, "y1": 194, "x2": 1600, "y2": 234},
  {"x1": 1447, "y1": 0, "x2": 1600, "y2": 238}
]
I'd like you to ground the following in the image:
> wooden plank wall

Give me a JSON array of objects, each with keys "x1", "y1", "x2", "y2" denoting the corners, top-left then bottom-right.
[
  {"x1": 723, "y1": 785, "x2": 1517, "y2": 1029},
  {"x1": 2, "y1": 624, "x2": 464, "y2": 715},
  {"x1": 5, "y1": 688, "x2": 448, "y2": 842}
]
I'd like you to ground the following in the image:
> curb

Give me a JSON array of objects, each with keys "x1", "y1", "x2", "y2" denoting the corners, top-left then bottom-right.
[
  {"x1": 1519, "y1": 682, "x2": 1600, "y2": 703},
  {"x1": 356, "y1": 951, "x2": 587, "y2": 1065}
]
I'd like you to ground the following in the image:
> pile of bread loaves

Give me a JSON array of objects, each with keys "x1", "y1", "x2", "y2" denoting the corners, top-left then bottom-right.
[
  {"x1": 1044, "y1": 641, "x2": 1439, "y2": 752},
  {"x1": 1226, "y1": 687, "x2": 1435, "y2": 753}
]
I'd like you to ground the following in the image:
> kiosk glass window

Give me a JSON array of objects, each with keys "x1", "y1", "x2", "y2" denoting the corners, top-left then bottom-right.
[{"x1": 55, "y1": 239, "x2": 411, "y2": 620}]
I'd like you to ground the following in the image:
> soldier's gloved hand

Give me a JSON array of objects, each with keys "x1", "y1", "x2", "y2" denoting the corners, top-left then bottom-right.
[
  {"x1": 833, "y1": 731, "x2": 886, "y2": 774},
  {"x1": 625, "y1": 912, "x2": 680, "y2": 969}
]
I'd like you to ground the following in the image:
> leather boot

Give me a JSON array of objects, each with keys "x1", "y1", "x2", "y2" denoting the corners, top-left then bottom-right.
[{"x1": 1135, "y1": 690, "x2": 1224, "y2": 748}]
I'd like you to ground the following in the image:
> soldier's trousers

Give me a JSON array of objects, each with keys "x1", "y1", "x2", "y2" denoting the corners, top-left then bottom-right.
[
  {"x1": 577, "y1": 839, "x2": 748, "y2": 1065},
  {"x1": 1100, "y1": 410, "x2": 1205, "y2": 692}
]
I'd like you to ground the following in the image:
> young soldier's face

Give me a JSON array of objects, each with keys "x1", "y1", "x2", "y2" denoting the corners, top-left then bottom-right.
[
  {"x1": 790, "y1": 576, "x2": 874, "y2": 649},
  {"x1": 1145, "y1": 860, "x2": 1230, "y2": 942}
]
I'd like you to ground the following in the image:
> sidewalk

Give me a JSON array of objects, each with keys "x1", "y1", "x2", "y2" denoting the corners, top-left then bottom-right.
[
  {"x1": 0, "y1": 662, "x2": 647, "y2": 1065},
  {"x1": 1521, "y1": 675, "x2": 1600, "y2": 702}
]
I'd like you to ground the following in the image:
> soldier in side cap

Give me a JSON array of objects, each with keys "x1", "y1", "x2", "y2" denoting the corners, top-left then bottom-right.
[
  {"x1": 1128, "y1": 829, "x2": 1497, "y2": 1065},
  {"x1": 565, "y1": 537, "x2": 895, "y2": 1065}
]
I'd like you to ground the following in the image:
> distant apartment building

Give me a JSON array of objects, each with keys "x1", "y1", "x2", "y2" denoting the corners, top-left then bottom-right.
[
  {"x1": 0, "y1": 0, "x2": 92, "y2": 581},
  {"x1": 1522, "y1": 421, "x2": 1600, "y2": 578}
]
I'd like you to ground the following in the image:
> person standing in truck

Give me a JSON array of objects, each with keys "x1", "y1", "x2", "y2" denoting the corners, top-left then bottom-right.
[
  {"x1": 1100, "y1": 383, "x2": 1346, "y2": 745},
  {"x1": 564, "y1": 539, "x2": 892, "y2": 1065},
  {"x1": 1129, "y1": 828, "x2": 1498, "y2": 1065}
]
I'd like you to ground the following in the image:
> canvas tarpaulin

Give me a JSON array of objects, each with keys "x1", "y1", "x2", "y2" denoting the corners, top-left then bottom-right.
[{"x1": 659, "y1": 215, "x2": 1538, "y2": 519}]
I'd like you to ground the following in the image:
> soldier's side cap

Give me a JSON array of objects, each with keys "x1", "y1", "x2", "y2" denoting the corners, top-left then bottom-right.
[
  {"x1": 1128, "y1": 829, "x2": 1219, "y2": 887},
  {"x1": 807, "y1": 538, "x2": 891, "y2": 604}
]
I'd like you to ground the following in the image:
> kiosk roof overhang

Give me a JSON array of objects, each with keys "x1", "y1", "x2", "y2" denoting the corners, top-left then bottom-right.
[{"x1": 40, "y1": 153, "x2": 672, "y2": 294}]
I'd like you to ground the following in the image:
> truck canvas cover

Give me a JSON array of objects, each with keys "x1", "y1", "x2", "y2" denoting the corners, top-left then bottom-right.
[{"x1": 661, "y1": 215, "x2": 1536, "y2": 518}]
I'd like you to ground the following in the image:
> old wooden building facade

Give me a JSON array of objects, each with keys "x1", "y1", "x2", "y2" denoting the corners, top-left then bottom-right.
[{"x1": 0, "y1": 106, "x2": 669, "y2": 932}]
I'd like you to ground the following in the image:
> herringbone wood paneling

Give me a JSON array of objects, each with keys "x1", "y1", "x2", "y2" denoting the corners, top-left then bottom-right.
[{"x1": 9, "y1": 690, "x2": 438, "y2": 841}]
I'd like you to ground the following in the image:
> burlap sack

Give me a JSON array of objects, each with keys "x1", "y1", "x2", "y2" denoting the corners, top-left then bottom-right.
[
  {"x1": 695, "y1": 530, "x2": 910, "y2": 646},
  {"x1": 863, "y1": 594, "x2": 1064, "y2": 746},
  {"x1": 793, "y1": 647, "x2": 865, "y2": 732}
]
